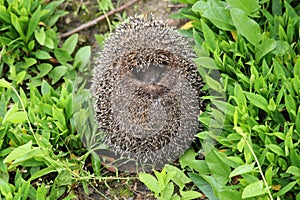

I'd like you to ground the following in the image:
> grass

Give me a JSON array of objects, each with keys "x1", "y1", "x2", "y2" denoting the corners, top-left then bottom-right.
[{"x1": 0, "y1": 0, "x2": 300, "y2": 199}]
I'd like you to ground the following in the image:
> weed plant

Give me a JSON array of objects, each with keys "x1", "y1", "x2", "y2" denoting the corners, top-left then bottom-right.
[{"x1": 139, "y1": 0, "x2": 300, "y2": 199}]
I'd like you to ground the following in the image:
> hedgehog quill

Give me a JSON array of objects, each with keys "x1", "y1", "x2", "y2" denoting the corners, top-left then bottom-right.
[{"x1": 91, "y1": 15, "x2": 205, "y2": 172}]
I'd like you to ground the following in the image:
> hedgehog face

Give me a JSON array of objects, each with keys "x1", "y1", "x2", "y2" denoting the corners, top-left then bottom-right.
[
  {"x1": 91, "y1": 15, "x2": 205, "y2": 171},
  {"x1": 131, "y1": 64, "x2": 168, "y2": 84}
]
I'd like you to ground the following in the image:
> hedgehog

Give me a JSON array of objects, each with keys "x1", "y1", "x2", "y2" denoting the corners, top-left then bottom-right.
[{"x1": 91, "y1": 15, "x2": 205, "y2": 171}]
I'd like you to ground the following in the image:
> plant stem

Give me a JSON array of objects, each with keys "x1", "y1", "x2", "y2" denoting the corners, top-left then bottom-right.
[
  {"x1": 11, "y1": 86, "x2": 41, "y2": 147},
  {"x1": 60, "y1": 0, "x2": 140, "y2": 38},
  {"x1": 244, "y1": 136, "x2": 273, "y2": 200}
]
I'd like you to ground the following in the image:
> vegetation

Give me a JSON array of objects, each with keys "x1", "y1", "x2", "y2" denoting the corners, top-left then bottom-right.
[
  {"x1": 139, "y1": 0, "x2": 300, "y2": 199},
  {"x1": 0, "y1": 0, "x2": 300, "y2": 199}
]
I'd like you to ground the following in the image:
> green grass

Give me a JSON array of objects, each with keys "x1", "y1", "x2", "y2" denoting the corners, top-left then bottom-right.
[{"x1": 1, "y1": 0, "x2": 300, "y2": 199}]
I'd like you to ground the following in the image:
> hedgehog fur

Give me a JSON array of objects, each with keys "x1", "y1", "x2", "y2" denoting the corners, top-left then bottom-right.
[{"x1": 91, "y1": 15, "x2": 205, "y2": 171}]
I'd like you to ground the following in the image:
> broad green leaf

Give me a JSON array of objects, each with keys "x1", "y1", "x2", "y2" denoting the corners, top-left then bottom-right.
[
  {"x1": 27, "y1": 6, "x2": 41, "y2": 40},
  {"x1": 91, "y1": 152, "x2": 101, "y2": 176},
  {"x1": 294, "y1": 58, "x2": 300, "y2": 77},
  {"x1": 0, "y1": 6, "x2": 10, "y2": 23},
  {"x1": 74, "y1": 46, "x2": 91, "y2": 70},
  {"x1": 244, "y1": 92, "x2": 268, "y2": 111},
  {"x1": 219, "y1": 190, "x2": 242, "y2": 200},
  {"x1": 62, "y1": 34, "x2": 78, "y2": 55},
  {"x1": 265, "y1": 166, "x2": 273, "y2": 186},
  {"x1": 194, "y1": 57, "x2": 218, "y2": 69},
  {"x1": 266, "y1": 144, "x2": 285, "y2": 157},
  {"x1": 36, "y1": 184, "x2": 47, "y2": 200},
  {"x1": 206, "y1": 149, "x2": 231, "y2": 185},
  {"x1": 35, "y1": 50, "x2": 52, "y2": 60},
  {"x1": 201, "y1": 20, "x2": 216, "y2": 52},
  {"x1": 54, "y1": 48, "x2": 73, "y2": 65},
  {"x1": 161, "y1": 182, "x2": 174, "y2": 200},
  {"x1": 139, "y1": 173, "x2": 160, "y2": 196},
  {"x1": 192, "y1": 1, "x2": 208, "y2": 14},
  {"x1": 11, "y1": 13, "x2": 25, "y2": 38},
  {"x1": 180, "y1": 190, "x2": 202, "y2": 199},
  {"x1": 165, "y1": 165, "x2": 191, "y2": 190},
  {"x1": 255, "y1": 38, "x2": 277, "y2": 60},
  {"x1": 286, "y1": 166, "x2": 300, "y2": 177},
  {"x1": 205, "y1": 75, "x2": 223, "y2": 92},
  {"x1": 229, "y1": 163, "x2": 255, "y2": 178},
  {"x1": 180, "y1": 148, "x2": 210, "y2": 174},
  {"x1": 0, "y1": 78, "x2": 11, "y2": 88},
  {"x1": 3, "y1": 141, "x2": 32, "y2": 163},
  {"x1": 34, "y1": 27, "x2": 46, "y2": 45},
  {"x1": 29, "y1": 166, "x2": 57, "y2": 182},
  {"x1": 188, "y1": 173, "x2": 218, "y2": 200},
  {"x1": 276, "y1": 181, "x2": 298, "y2": 196},
  {"x1": 49, "y1": 66, "x2": 67, "y2": 84},
  {"x1": 16, "y1": 71, "x2": 26, "y2": 84},
  {"x1": 3, "y1": 111, "x2": 27, "y2": 124},
  {"x1": 285, "y1": 93, "x2": 296, "y2": 119},
  {"x1": 227, "y1": 0, "x2": 260, "y2": 16},
  {"x1": 44, "y1": 37, "x2": 54, "y2": 49},
  {"x1": 203, "y1": 8, "x2": 234, "y2": 31},
  {"x1": 230, "y1": 8, "x2": 261, "y2": 46},
  {"x1": 41, "y1": 80, "x2": 52, "y2": 95},
  {"x1": 242, "y1": 180, "x2": 268, "y2": 198},
  {"x1": 37, "y1": 63, "x2": 53, "y2": 78},
  {"x1": 0, "y1": 179, "x2": 12, "y2": 198}
]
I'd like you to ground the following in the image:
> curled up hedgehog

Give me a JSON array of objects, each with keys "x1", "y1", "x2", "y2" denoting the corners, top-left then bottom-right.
[{"x1": 91, "y1": 15, "x2": 206, "y2": 172}]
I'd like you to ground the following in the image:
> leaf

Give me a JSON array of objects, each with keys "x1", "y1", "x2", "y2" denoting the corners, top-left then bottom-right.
[
  {"x1": 192, "y1": 1, "x2": 209, "y2": 14},
  {"x1": 11, "y1": 13, "x2": 25, "y2": 38},
  {"x1": 49, "y1": 66, "x2": 67, "y2": 84},
  {"x1": 266, "y1": 144, "x2": 285, "y2": 157},
  {"x1": 227, "y1": 0, "x2": 260, "y2": 16},
  {"x1": 0, "y1": 78, "x2": 11, "y2": 88},
  {"x1": 3, "y1": 141, "x2": 32, "y2": 163},
  {"x1": 91, "y1": 152, "x2": 101, "y2": 176},
  {"x1": 203, "y1": 7, "x2": 235, "y2": 31},
  {"x1": 35, "y1": 50, "x2": 52, "y2": 60},
  {"x1": 286, "y1": 166, "x2": 300, "y2": 177},
  {"x1": 244, "y1": 92, "x2": 268, "y2": 111},
  {"x1": 205, "y1": 149, "x2": 231, "y2": 185},
  {"x1": 16, "y1": 71, "x2": 26, "y2": 84},
  {"x1": 229, "y1": 163, "x2": 255, "y2": 178},
  {"x1": 3, "y1": 111, "x2": 27, "y2": 124},
  {"x1": 255, "y1": 38, "x2": 277, "y2": 60},
  {"x1": 201, "y1": 20, "x2": 216, "y2": 52},
  {"x1": 34, "y1": 27, "x2": 46, "y2": 45},
  {"x1": 36, "y1": 184, "x2": 47, "y2": 200},
  {"x1": 138, "y1": 173, "x2": 160, "y2": 196},
  {"x1": 29, "y1": 166, "x2": 57, "y2": 182},
  {"x1": 27, "y1": 6, "x2": 41, "y2": 40},
  {"x1": 161, "y1": 182, "x2": 174, "y2": 200},
  {"x1": 37, "y1": 63, "x2": 53, "y2": 78},
  {"x1": 180, "y1": 190, "x2": 202, "y2": 199},
  {"x1": 188, "y1": 173, "x2": 218, "y2": 200},
  {"x1": 62, "y1": 34, "x2": 78, "y2": 55},
  {"x1": 41, "y1": 80, "x2": 52, "y2": 95},
  {"x1": 230, "y1": 8, "x2": 262, "y2": 46},
  {"x1": 0, "y1": 179, "x2": 12, "y2": 199},
  {"x1": 74, "y1": 46, "x2": 91, "y2": 70},
  {"x1": 205, "y1": 75, "x2": 224, "y2": 92},
  {"x1": 276, "y1": 181, "x2": 297, "y2": 196},
  {"x1": 180, "y1": 148, "x2": 210, "y2": 174},
  {"x1": 165, "y1": 165, "x2": 191, "y2": 190},
  {"x1": 194, "y1": 57, "x2": 218, "y2": 69},
  {"x1": 54, "y1": 48, "x2": 73, "y2": 65},
  {"x1": 242, "y1": 180, "x2": 268, "y2": 198}
]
